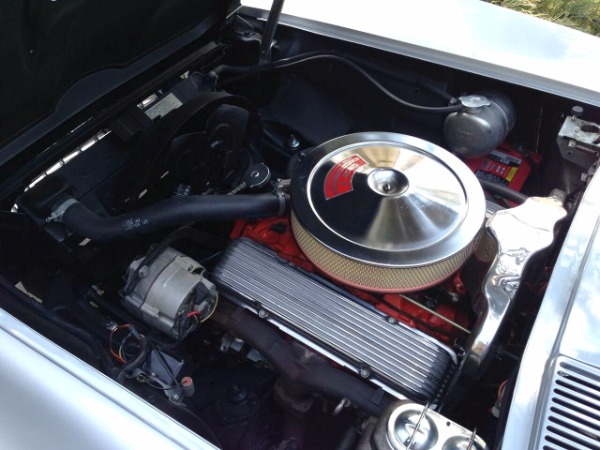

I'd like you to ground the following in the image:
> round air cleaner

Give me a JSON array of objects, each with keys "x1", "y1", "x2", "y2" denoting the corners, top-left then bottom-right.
[{"x1": 290, "y1": 132, "x2": 486, "y2": 292}]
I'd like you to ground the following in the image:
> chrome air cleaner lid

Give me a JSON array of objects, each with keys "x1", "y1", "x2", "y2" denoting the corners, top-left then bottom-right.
[{"x1": 290, "y1": 132, "x2": 486, "y2": 292}]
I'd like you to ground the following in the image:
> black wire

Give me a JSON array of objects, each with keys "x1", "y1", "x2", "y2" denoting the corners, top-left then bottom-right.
[
  {"x1": 215, "y1": 50, "x2": 329, "y2": 75},
  {"x1": 116, "y1": 337, "x2": 150, "y2": 383},
  {"x1": 217, "y1": 50, "x2": 454, "y2": 101},
  {"x1": 218, "y1": 53, "x2": 461, "y2": 114},
  {"x1": 198, "y1": 251, "x2": 222, "y2": 265},
  {"x1": 146, "y1": 381, "x2": 181, "y2": 391},
  {"x1": 120, "y1": 332, "x2": 140, "y2": 360}
]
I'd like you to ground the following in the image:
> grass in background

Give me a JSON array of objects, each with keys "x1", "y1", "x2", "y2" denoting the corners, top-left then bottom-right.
[{"x1": 491, "y1": 0, "x2": 600, "y2": 36}]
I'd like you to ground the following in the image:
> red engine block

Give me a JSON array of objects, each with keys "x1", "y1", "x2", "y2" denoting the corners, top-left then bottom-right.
[{"x1": 231, "y1": 217, "x2": 469, "y2": 343}]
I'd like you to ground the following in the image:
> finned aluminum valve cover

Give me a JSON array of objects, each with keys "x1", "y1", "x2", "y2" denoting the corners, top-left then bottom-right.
[
  {"x1": 290, "y1": 132, "x2": 486, "y2": 292},
  {"x1": 213, "y1": 238, "x2": 457, "y2": 402}
]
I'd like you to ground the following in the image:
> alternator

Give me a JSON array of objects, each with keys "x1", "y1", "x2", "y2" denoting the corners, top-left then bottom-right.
[{"x1": 123, "y1": 247, "x2": 217, "y2": 339}]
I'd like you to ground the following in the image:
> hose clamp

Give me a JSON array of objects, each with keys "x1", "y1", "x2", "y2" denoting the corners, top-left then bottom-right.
[
  {"x1": 274, "y1": 179, "x2": 291, "y2": 215},
  {"x1": 46, "y1": 197, "x2": 78, "y2": 223}
]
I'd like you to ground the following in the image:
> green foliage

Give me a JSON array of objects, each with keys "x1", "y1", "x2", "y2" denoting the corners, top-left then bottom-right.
[{"x1": 491, "y1": 0, "x2": 600, "y2": 36}]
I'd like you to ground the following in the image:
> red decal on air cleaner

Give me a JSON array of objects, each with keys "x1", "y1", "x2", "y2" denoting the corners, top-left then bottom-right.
[{"x1": 324, "y1": 155, "x2": 367, "y2": 199}]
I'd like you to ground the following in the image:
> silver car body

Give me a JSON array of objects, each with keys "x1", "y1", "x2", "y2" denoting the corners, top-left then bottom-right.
[
  {"x1": 0, "y1": 308, "x2": 216, "y2": 449},
  {"x1": 2, "y1": 1, "x2": 600, "y2": 448},
  {"x1": 244, "y1": 0, "x2": 600, "y2": 106}
]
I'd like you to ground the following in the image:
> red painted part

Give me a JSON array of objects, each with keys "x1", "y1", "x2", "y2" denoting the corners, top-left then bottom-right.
[
  {"x1": 343, "y1": 286, "x2": 468, "y2": 343},
  {"x1": 447, "y1": 271, "x2": 467, "y2": 297},
  {"x1": 231, "y1": 217, "x2": 315, "y2": 272},
  {"x1": 465, "y1": 143, "x2": 541, "y2": 192},
  {"x1": 380, "y1": 295, "x2": 468, "y2": 343},
  {"x1": 232, "y1": 218, "x2": 469, "y2": 344}
]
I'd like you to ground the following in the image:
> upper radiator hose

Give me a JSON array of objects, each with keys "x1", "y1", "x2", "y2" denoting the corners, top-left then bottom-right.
[{"x1": 53, "y1": 192, "x2": 288, "y2": 241}]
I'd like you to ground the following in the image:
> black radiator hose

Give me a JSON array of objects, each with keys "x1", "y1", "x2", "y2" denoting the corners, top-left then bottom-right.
[
  {"x1": 57, "y1": 193, "x2": 287, "y2": 241},
  {"x1": 212, "y1": 304, "x2": 392, "y2": 417}
]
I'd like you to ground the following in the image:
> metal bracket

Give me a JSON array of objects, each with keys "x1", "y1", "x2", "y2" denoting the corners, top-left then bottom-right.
[{"x1": 557, "y1": 112, "x2": 600, "y2": 167}]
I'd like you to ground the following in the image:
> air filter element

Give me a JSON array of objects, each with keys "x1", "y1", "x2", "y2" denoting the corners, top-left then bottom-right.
[{"x1": 290, "y1": 132, "x2": 486, "y2": 292}]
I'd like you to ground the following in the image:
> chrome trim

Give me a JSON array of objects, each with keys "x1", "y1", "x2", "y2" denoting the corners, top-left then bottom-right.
[
  {"x1": 463, "y1": 194, "x2": 566, "y2": 377},
  {"x1": 289, "y1": 132, "x2": 485, "y2": 292},
  {"x1": 538, "y1": 356, "x2": 600, "y2": 449},
  {"x1": 383, "y1": 402, "x2": 487, "y2": 450},
  {"x1": 291, "y1": 132, "x2": 485, "y2": 267},
  {"x1": 503, "y1": 169, "x2": 600, "y2": 449},
  {"x1": 0, "y1": 307, "x2": 216, "y2": 450}
]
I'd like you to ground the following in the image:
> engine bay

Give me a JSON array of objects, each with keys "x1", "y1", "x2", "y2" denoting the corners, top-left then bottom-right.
[{"x1": 0, "y1": 10, "x2": 598, "y2": 450}]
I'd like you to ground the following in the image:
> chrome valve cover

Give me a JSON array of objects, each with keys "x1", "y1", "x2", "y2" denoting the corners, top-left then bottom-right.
[{"x1": 213, "y1": 238, "x2": 457, "y2": 402}]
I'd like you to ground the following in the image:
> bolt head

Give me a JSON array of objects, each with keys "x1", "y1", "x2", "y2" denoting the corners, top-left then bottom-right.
[
  {"x1": 287, "y1": 134, "x2": 300, "y2": 150},
  {"x1": 139, "y1": 265, "x2": 149, "y2": 278},
  {"x1": 359, "y1": 365, "x2": 371, "y2": 378},
  {"x1": 572, "y1": 105, "x2": 584, "y2": 117}
]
